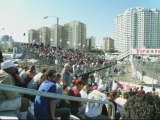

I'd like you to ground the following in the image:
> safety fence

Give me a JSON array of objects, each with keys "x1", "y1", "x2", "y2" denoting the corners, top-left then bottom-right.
[
  {"x1": 133, "y1": 59, "x2": 160, "y2": 81},
  {"x1": 0, "y1": 84, "x2": 115, "y2": 119}
]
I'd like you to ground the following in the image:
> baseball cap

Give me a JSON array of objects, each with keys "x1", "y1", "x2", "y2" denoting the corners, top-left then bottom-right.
[
  {"x1": 64, "y1": 63, "x2": 70, "y2": 68},
  {"x1": 1, "y1": 60, "x2": 16, "y2": 69}
]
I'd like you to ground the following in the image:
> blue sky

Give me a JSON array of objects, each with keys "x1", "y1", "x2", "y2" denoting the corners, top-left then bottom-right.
[{"x1": 0, "y1": 0, "x2": 159, "y2": 46}]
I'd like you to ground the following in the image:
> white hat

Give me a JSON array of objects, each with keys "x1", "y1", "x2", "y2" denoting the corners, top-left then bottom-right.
[
  {"x1": 1, "y1": 60, "x2": 16, "y2": 69},
  {"x1": 97, "y1": 84, "x2": 106, "y2": 92},
  {"x1": 64, "y1": 63, "x2": 70, "y2": 68}
]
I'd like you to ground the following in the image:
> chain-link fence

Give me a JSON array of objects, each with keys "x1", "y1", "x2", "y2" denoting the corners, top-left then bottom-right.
[{"x1": 133, "y1": 59, "x2": 160, "y2": 81}]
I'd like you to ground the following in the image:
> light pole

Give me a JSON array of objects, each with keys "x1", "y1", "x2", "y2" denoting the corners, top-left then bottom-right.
[{"x1": 43, "y1": 16, "x2": 59, "y2": 71}]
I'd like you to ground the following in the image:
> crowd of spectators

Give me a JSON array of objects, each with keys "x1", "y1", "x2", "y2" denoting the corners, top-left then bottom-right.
[
  {"x1": 23, "y1": 44, "x2": 113, "y2": 75},
  {"x1": 1, "y1": 49, "x2": 160, "y2": 120}
]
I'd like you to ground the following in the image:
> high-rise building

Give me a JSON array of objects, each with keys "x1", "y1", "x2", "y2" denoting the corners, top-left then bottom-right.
[
  {"x1": 0, "y1": 35, "x2": 14, "y2": 51},
  {"x1": 38, "y1": 27, "x2": 51, "y2": 46},
  {"x1": 63, "y1": 21, "x2": 86, "y2": 49},
  {"x1": 115, "y1": 7, "x2": 160, "y2": 52},
  {"x1": 51, "y1": 25, "x2": 63, "y2": 47},
  {"x1": 87, "y1": 36, "x2": 96, "y2": 51},
  {"x1": 102, "y1": 37, "x2": 114, "y2": 52},
  {"x1": 28, "y1": 29, "x2": 39, "y2": 44}
]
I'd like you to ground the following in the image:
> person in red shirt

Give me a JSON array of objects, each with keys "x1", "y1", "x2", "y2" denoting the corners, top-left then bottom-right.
[
  {"x1": 68, "y1": 80, "x2": 85, "y2": 116},
  {"x1": 138, "y1": 86, "x2": 145, "y2": 95}
]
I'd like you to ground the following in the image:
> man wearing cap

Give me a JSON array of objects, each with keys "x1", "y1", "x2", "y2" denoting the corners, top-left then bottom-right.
[
  {"x1": 0, "y1": 60, "x2": 29, "y2": 119},
  {"x1": 61, "y1": 63, "x2": 72, "y2": 86}
]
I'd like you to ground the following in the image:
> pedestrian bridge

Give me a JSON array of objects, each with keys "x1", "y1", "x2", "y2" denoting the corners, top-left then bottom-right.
[{"x1": 116, "y1": 49, "x2": 160, "y2": 61}]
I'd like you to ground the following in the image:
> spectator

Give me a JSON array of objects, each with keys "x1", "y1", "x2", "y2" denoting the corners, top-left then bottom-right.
[
  {"x1": 68, "y1": 80, "x2": 85, "y2": 116},
  {"x1": 27, "y1": 68, "x2": 47, "y2": 89},
  {"x1": 0, "y1": 60, "x2": 29, "y2": 119},
  {"x1": 85, "y1": 84, "x2": 109, "y2": 120},
  {"x1": 63, "y1": 85, "x2": 70, "y2": 95},
  {"x1": 122, "y1": 93, "x2": 160, "y2": 119},
  {"x1": 128, "y1": 88, "x2": 134, "y2": 97},
  {"x1": 61, "y1": 63, "x2": 72, "y2": 86},
  {"x1": 138, "y1": 86, "x2": 145, "y2": 95},
  {"x1": 24, "y1": 65, "x2": 36, "y2": 87},
  {"x1": 151, "y1": 87, "x2": 159, "y2": 96},
  {"x1": 80, "y1": 85, "x2": 89, "y2": 99},
  {"x1": 115, "y1": 91, "x2": 129, "y2": 107},
  {"x1": 107, "y1": 91, "x2": 118, "y2": 118},
  {"x1": 34, "y1": 69, "x2": 70, "y2": 120},
  {"x1": 19, "y1": 65, "x2": 29, "y2": 82}
]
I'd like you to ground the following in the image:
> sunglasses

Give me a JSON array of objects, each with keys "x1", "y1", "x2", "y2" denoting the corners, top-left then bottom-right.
[{"x1": 52, "y1": 75, "x2": 56, "y2": 78}]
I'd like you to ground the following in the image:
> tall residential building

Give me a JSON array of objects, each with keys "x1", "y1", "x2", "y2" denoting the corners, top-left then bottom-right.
[
  {"x1": 38, "y1": 27, "x2": 51, "y2": 46},
  {"x1": 102, "y1": 37, "x2": 114, "y2": 52},
  {"x1": 87, "y1": 36, "x2": 96, "y2": 51},
  {"x1": 28, "y1": 29, "x2": 39, "y2": 44},
  {"x1": 63, "y1": 21, "x2": 86, "y2": 49},
  {"x1": 115, "y1": 7, "x2": 160, "y2": 52},
  {"x1": 51, "y1": 25, "x2": 63, "y2": 47},
  {"x1": 0, "y1": 35, "x2": 14, "y2": 51}
]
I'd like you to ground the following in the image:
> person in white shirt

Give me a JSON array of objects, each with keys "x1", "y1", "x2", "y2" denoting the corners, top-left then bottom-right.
[
  {"x1": 85, "y1": 84, "x2": 109, "y2": 119},
  {"x1": 80, "y1": 85, "x2": 89, "y2": 99},
  {"x1": 19, "y1": 65, "x2": 29, "y2": 81},
  {"x1": 115, "y1": 91, "x2": 129, "y2": 107}
]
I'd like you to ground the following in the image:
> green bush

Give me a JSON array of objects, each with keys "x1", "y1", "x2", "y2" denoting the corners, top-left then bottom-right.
[{"x1": 8, "y1": 48, "x2": 13, "y2": 52}]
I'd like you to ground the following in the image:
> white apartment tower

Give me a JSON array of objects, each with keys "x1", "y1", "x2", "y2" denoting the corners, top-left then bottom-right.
[
  {"x1": 28, "y1": 29, "x2": 39, "y2": 44},
  {"x1": 102, "y1": 37, "x2": 114, "y2": 52},
  {"x1": 38, "y1": 27, "x2": 51, "y2": 46},
  {"x1": 115, "y1": 7, "x2": 160, "y2": 52},
  {"x1": 63, "y1": 21, "x2": 86, "y2": 49}
]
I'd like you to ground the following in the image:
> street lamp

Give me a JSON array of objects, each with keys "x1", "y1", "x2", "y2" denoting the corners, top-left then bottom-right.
[{"x1": 43, "y1": 16, "x2": 59, "y2": 71}]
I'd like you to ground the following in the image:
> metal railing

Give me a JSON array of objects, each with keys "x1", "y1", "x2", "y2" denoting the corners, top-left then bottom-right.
[{"x1": 0, "y1": 84, "x2": 115, "y2": 119}]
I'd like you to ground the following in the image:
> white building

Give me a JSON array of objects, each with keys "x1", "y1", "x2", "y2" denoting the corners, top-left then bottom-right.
[
  {"x1": 0, "y1": 35, "x2": 14, "y2": 51},
  {"x1": 28, "y1": 29, "x2": 39, "y2": 44},
  {"x1": 38, "y1": 27, "x2": 51, "y2": 46},
  {"x1": 63, "y1": 21, "x2": 86, "y2": 49},
  {"x1": 102, "y1": 37, "x2": 114, "y2": 52},
  {"x1": 115, "y1": 7, "x2": 160, "y2": 52}
]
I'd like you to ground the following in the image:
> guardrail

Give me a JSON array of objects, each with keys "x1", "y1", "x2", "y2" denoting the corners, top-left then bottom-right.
[
  {"x1": 0, "y1": 84, "x2": 115, "y2": 119},
  {"x1": 76, "y1": 60, "x2": 117, "y2": 77}
]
